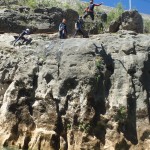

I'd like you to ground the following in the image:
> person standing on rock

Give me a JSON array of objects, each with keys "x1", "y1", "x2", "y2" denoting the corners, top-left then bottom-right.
[
  {"x1": 59, "y1": 19, "x2": 68, "y2": 39},
  {"x1": 13, "y1": 28, "x2": 30, "y2": 46},
  {"x1": 83, "y1": 0, "x2": 103, "y2": 21},
  {"x1": 73, "y1": 16, "x2": 85, "y2": 38}
]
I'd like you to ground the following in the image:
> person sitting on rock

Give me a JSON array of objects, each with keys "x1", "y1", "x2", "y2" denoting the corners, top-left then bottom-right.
[
  {"x1": 13, "y1": 28, "x2": 30, "y2": 46},
  {"x1": 83, "y1": 0, "x2": 103, "y2": 21},
  {"x1": 59, "y1": 19, "x2": 67, "y2": 39},
  {"x1": 73, "y1": 16, "x2": 85, "y2": 38}
]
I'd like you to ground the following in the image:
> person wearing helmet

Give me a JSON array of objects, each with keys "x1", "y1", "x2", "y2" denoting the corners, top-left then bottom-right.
[
  {"x1": 73, "y1": 16, "x2": 85, "y2": 38},
  {"x1": 83, "y1": 1, "x2": 103, "y2": 21},
  {"x1": 59, "y1": 19, "x2": 68, "y2": 39},
  {"x1": 13, "y1": 28, "x2": 30, "y2": 46}
]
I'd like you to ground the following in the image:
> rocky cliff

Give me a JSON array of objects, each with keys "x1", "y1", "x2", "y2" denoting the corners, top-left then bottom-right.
[
  {"x1": 0, "y1": 7, "x2": 78, "y2": 34},
  {"x1": 0, "y1": 31, "x2": 150, "y2": 150}
]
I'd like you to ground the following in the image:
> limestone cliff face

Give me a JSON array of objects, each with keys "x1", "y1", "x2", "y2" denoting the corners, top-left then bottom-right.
[{"x1": 0, "y1": 32, "x2": 150, "y2": 150}]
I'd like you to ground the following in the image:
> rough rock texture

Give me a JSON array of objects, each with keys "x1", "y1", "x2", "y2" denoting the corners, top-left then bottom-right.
[
  {"x1": 0, "y1": 32, "x2": 150, "y2": 150},
  {"x1": 109, "y1": 10, "x2": 143, "y2": 33},
  {"x1": 0, "y1": 7, "x2": 78, "y2": 34}
]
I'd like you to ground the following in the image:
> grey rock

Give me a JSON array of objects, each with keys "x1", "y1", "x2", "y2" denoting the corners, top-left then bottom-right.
[
  {"x1": 0, "y1": 32, "x2": 150, "y2": 149},
  {"x1": 109, "y1": 20, "x2": 120, "y2": 33}
]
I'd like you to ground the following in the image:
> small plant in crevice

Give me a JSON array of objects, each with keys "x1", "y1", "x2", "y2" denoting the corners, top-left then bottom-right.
[
  {"x1": 78, "y1": 122, "x2": 91, "y2": 133},
  {"x1": 95, "y1": 74, "x2": 101, "y2": 83},
  {"x1": 67, "y1": 123, "x2": 72, "y2": 130},
  {"x1": 95, "y1": 56, "x2": 102, "y2": 70},
  {"x1": 115, "y1": 106, "x2": 127, "y2": 132},
  {"x1": 115, "y1": 106, "x2": 127, "y2": 123}
]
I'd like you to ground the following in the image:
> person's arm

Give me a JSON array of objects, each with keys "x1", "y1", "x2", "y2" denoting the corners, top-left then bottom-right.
[
  {"x1": 59, "y1": 23, "x2": 62, "y2": 31},
  {"x1": 75, "y1": 22, "x2": 78, "y2": 30},
  {"x1": 65, "y1": 25, "x2": 68, "y2": 34},
  {"x1": 94, "y1": 3, "x2": 102, "y2": 6},
  {"x1": 20, "y1": 30, "x2": 26, "y2": 37}
]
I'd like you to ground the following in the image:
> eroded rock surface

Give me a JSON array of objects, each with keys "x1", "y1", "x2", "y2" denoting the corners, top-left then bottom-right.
[
  {"x1": 0, "y1": 32, "x2": 150, "y2": 150},
  {"x1": 0, "y1": 7, "x2": 78, "y2": 34}
]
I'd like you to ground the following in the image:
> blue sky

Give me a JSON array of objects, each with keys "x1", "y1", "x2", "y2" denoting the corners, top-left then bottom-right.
[{"x1": 84, "y1": 0, "x2": 150, "y2": 14}]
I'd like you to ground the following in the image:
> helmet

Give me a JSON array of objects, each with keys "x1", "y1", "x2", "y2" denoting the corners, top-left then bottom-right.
[
  {"x1": 26, "y1": 28, "x2": 30, "y2": 33},
  {"x1": 90, "y1": 0, "x2": 93, "y2": 4}
]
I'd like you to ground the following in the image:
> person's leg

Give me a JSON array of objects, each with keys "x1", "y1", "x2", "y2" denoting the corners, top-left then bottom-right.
[
  {"x1": 73, "y1": 30, "x2": 78, "y2": 38},
  {"x1": 63, "y1": 30, "x2": 67, "y2": 39},
  {"x1": 26, "y1": 38, "x2": 32, "y2": 45},
  {"x1": 100, "y1": 22, "x2": 104, "y2": 31},
  {"x1": 83, "y1": 12, "x2": 89, "y2": 19},
  {"x1": 90, "y1": 12, "x2": 94, "y2": 21},
  {"x1": 78, "y1": 29, "x2": 84, "y2": 37},
  {"x1": 22, "y1": 37, "x2": 27, "y2": 44},
  {"x1": 13, "y1": 37, "x2": 20, "y2": 45},
  {"x1": 59, "y1": 31, "x2": 62, "y2": 39},
  {"x1": 62, "y1": 30, "x2": 65, "y2": 39}
]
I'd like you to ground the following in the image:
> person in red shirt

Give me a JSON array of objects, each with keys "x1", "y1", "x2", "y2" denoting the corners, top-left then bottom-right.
[{"x1": 83, "y1": 0, "x2": 103, "y2": 21}]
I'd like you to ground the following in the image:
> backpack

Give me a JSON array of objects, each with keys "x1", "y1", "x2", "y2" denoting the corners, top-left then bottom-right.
[
  {"x1": 85, "y1": 7, "x2": 89, "y2": 12},
  {"x1": 59, "y1": 23, "x2": 65, "y2": 31},
  {"x1": 89, "y1": 4, "x2": 94, "y2": 12}
]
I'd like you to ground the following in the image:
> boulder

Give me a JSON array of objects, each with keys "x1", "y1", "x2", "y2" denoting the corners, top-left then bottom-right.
[
  {"x1": 109, "y1": 10, "x2": 143, "y2": 33},
  {"x1": 120, "y1": 10, "x2": 143, "y2": 33},
  {"x1": 109, "y1": 20, "x2": 121, "y2": 33}
]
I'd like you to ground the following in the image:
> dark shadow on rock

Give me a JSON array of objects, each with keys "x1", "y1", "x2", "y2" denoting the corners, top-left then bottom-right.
[
  {"x1": 114, "y1": 59, "x2": 138, "y2": 144},
  {"x1": 22, "y1": 133, "x2": 31, "y2": 150},
  {"x1": 99, "y1": 50, "x2": 138, "y2": 144},
  {"x1": 140, "y1": 53, "x2": 150, "y2": 122},
  {"x1": 93, "y1": 43, "x2": 114, "y2": 74},
  {"x1": 115, "y1": 139, "x2": 131, "y2": 150},
  {"x1": 93, "y1": 43, "x2": 114, "y2": 104},
  {"x1": 59, "y1": 77, "x2": 78, "y2": 96},
  {"x1": 89, "y1": 43, "x2": 114, "y2": 144},
  {"x1": 124, "y1": 93, "x2": 138, "y2": 144},
  {"x1": 44, "y1": 73, "x2": 53, "y2": 84},
  {"x1": 50, "y1": 93, "x2": 69, "y2": 150}
]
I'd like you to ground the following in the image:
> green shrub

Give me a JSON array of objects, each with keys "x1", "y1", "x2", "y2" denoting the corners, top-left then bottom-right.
[
  {"x1": 63, "y1": 2, "x2": 71, "y2": 9},
  {"x1": 115, "y1": 106, "x2": 127, "y2": 123},
  {"x1": 106, "y1": 2, "x2": 124, "y2": 28},
  {"x1": 67, "y1": 123, "x2": 71, "y2": 130},
  {"x1": 144, "y1": 19, "x2": 150, "y2": 33},
  {"x1": 25, "y1": 0, "x2": 37, "y2": 8},
  {"x1": 76, "y1": 2, "x2": 87, "y2": 16},
  {"x1": 40, "y1": 0, "x2": 59, "y2": 8},
  {"x1": 95, "y1": 57, "x2": 102, "y2": 69}
]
